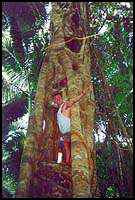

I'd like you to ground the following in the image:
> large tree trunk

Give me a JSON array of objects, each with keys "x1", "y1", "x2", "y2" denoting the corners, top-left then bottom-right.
[{"x1": 16, "y1": 2, "x2": 100, "y2": 198}]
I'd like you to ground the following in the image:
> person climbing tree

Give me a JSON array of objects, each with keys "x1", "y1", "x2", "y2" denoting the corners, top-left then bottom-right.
[
  {"x1": 16, "y1": 3, "x2": 100, "y2": 198},
  {"x1": 52, "y1": 86, "x2": 92, "y2": 165}
]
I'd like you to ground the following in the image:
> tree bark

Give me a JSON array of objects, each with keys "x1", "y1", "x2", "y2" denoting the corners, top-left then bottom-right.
[{"x1": 16, "y1": 2, "x2": 99, "y2": 198}]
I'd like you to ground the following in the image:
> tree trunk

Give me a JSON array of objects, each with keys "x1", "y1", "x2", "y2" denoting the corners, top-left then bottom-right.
[{"x1": 16, "y1": 2, "x2": 99, "y2": 198}]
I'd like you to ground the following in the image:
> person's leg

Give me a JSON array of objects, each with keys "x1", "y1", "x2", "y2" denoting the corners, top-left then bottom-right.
[
  {"x1": 64, "y1": 136, "x2": 71, "y2": 164},
  {"x1": 57, "y1": 137, "x2": 64, "y2": 163}
]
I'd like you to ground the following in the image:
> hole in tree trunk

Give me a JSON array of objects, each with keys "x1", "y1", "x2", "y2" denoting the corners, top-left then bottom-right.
[{"x1": 64, "y1": 36, "x2": 81, "y2": 53}]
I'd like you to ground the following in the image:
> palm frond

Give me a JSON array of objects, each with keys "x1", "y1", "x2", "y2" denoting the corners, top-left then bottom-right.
[
  {"x1": 2, "y1": 2, "x2": 50, "y2": 108},
  {"x1": 2, "y1": 2, "x2": 49, "y2": 64},
  {"x1": 2, "y1": 66, "x2": 29, "y2": 105}
]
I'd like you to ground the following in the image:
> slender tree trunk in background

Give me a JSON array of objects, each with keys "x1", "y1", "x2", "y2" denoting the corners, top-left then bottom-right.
[
  {"x1": 27, "y1": 80, "x2": 33, "y2": 115},
  {"x1": 90, "y1": 42, "x2": 133, "y2": 197},
  {"x1": 16, "y1": 2, "x2": 100, "y2": 198}
]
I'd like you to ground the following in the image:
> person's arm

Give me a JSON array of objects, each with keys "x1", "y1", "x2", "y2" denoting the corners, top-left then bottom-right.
[{"x1": 67, "y1": 86, "x2": 92, "y2": 107}]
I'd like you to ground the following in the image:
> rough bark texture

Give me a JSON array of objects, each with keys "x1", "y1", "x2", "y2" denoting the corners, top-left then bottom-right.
[{"x1": 16, "y1": 2, "x2": 100, "y2": 198}]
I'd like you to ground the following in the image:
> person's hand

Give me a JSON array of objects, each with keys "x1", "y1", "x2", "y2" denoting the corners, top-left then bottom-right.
[{"x1": 51, "y1": 101, "x2": 58, "y2": 108}]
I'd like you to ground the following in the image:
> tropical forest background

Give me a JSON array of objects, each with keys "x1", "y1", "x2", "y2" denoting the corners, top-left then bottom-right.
[{"x1": 2, "y1": 2, "x2": 133, "y2": 198}]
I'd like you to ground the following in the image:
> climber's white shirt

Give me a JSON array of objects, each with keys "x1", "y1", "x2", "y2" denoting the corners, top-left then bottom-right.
[{"x1": 57, "y1": 102, "x2": 71, "y2": 134}]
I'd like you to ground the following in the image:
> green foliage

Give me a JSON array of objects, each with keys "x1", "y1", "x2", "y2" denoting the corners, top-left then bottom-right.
[
  {"x1": 100, "y1": 18, "x2": 133, "y2": 125},
  {"x1": 106, "y1": 186, "x2": 119, "y2": 198},
  {"x1": 90, "y1": 2, "x2": 133, "y2": 198},
  {"x1": 2, "y1": 2, "x2": 49, "y2": 63},
  {"x1": 2, "y1": 121, "x2": 27, "y2": 197},
  {"x1": 2, "y1": 174, "x2": 17, "y2": 198},
  {"x1": 2, "y1": 3, "x2": 50, "y2": 105},
  {"x1": 96, "y1": 140, "x2": 133, "y2": 198},
  {"x1": 96, "y1": 143, "x2": 119, "y2": 198},
  {"x1": 90, "y1": 2, "x2": 133, "y2": 127},
  {"x1": 3, "y1": 129, "x2": 25, "y2": 178}
]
